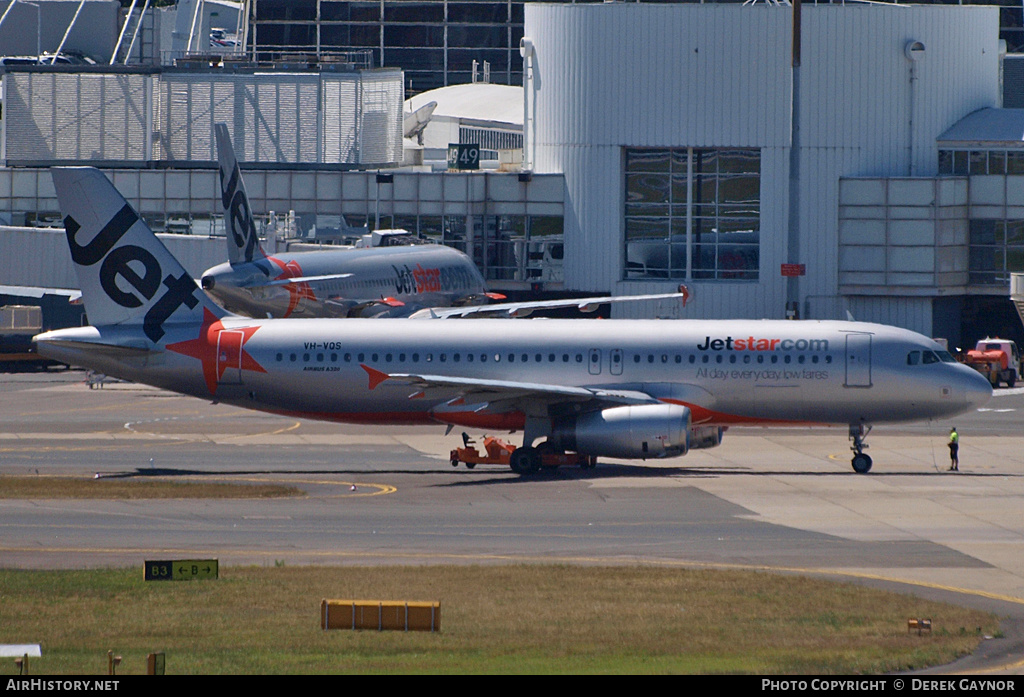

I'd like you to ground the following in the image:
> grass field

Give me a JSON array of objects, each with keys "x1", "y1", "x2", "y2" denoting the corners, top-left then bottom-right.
[
  {"x1": 0, "y1": 565, "x2": 999, "y2": 675},
  {"x1": 0, "y1": 475, "x2": 302, "y2": 500}
]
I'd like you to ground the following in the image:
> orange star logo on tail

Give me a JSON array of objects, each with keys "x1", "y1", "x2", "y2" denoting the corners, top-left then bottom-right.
[
  {"x1": 167, "y1": 308, "x2": 266, "y2": 395},
  {"x1": 269, "y1": 257, "x2": 315, "y2": 317}
]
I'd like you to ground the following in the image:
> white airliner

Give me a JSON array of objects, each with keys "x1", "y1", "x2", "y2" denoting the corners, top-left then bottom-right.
[
  {"x1": 200, "y1": 123, "x2": 496, "y2": 318},
  {"x1": 202, "y1": 123, "x2": 688, "y2": 320},
  {"x1": 35, "y1": 167, "x2": 993, "y2": 474}
]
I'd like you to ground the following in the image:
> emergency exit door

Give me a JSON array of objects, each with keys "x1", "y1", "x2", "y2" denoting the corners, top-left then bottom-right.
[{"x1": 217, "y1": 330, "x2": 246, "y2": 385}]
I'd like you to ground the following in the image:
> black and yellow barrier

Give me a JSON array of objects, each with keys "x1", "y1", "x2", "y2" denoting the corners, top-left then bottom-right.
[
  {"x1": 908, "y1": 618, "x2": 932, "y2": 635},
  {"x1": 321, "y1": 599, "x2": 441, "y2": 632}
]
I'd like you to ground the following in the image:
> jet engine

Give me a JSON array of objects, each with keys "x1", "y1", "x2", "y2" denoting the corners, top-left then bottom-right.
[
  {"x1": 549, "y1": 404, "x2": 691, "y2": 459},
  {"x1": 687, "y1": 425, "x2": 724, "y2": 450}
]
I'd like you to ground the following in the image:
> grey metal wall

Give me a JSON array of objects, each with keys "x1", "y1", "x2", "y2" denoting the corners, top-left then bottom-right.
[
  {"x1": 0, "y1": 226, "x2": 224, "y2": 289},
  {"x1": 2, "y1": 72, "x2": 151, "y2": 163},
  {"x1": 525, "y1": 4, "x2": 999, "y2": 328},
  {"x1": 1, "y1": 68, "x2": 404, "y2": 166}
]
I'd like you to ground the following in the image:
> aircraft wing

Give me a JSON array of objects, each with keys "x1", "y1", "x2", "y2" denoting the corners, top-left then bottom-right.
[
  {"x1": 407, "y1": 286, "x2": 690, "y2": 319},
  {"x1": 362, "y1": 364, "x2": 658, "y2": 409},
  {"x1": 253, "y1": 273, "x2": 354, "y2": 288}
]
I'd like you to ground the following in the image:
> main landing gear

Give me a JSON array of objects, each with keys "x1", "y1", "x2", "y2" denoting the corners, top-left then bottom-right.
[
  {"x1": 508, "y1": 442, "x2": 597, "y2": 474},
  {"x1": 509, "y1": 445, "x2": 542, "y2": 474},
  {"x1": 849, "y1": 423, "x2": 873, "y2": 474}
]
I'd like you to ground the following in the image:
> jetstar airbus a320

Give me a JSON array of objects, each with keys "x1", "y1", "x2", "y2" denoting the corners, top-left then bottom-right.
[{"x1": 35, "y1": 168, "x2": 992, "y2": 474}]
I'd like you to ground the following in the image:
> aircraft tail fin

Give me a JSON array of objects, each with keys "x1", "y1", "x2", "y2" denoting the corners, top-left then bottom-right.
[
  {"x1": 51, "y1": 167, "x2": 227, "y2": 343},
  {"x1": 215, "y1": 122, "x2": 266, "y2": 265}
]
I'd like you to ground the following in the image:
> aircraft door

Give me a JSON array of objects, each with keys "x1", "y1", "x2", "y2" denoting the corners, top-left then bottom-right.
[
  {"x1": 217, "y1": 330, "x2": 246, "y2": 385},
  {"x1": 588, "y1": 349, "x2": 602, "y2": 375},
  {"x1": 610, "y1": 349, "x2": 623, "y2": 375},
  {"x1": 844, "y1": 333, "x2": 872, "y2": 388}
]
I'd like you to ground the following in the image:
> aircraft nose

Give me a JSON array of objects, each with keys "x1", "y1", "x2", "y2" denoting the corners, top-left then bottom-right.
[{"x1": 961, "y1": 367, "x2": 993, "y2": 410}]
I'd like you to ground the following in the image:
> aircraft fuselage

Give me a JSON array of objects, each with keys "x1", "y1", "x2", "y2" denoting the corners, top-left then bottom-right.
[
  {"x1": 37, "y1": 317, "x2": 992, "y2": 430},
  {"x1": 201, "y1": 245, "x2": 488, "y2": 318}
]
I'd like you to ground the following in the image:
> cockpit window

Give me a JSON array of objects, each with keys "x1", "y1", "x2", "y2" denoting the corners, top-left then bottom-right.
[
  {"x1": 922, "y1": 350, "x2": 940, "y2": 364},
  {"x1": 907, "y1": 351, "x2": 920, "y2": 365},
  {"x1": 938, "y1": 351, "x2": 956, "y2": 363}
]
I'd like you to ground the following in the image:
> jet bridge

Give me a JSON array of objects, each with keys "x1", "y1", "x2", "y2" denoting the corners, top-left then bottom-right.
[{"x1": 1012, "y1": 273, "x2": 1024, "y2": 334}]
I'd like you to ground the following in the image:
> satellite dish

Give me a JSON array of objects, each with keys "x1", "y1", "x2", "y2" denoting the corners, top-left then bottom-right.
[{"x1": 404, "y1": 101, "x2": 437, "y2": 141}]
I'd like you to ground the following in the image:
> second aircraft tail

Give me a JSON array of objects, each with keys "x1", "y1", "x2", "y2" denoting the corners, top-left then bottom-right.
[{"x1": 216, "y1": 122, "x2": 266, "y2": 266}]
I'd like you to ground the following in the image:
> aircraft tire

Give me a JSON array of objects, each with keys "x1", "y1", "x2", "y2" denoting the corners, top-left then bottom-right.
[
  {"x1": 851, "y1": 453, "x2": 873, "y2": 474},
  {"x1": 509, "y1": 446, "x2": 541, "y2": 475}
]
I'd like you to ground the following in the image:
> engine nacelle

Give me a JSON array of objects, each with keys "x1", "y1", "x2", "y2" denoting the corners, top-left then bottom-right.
[
  {"x1": 688, "y1": 425, "x2": 724, "y2": 450},
  {"x1": 549, "y1": 404, "x2": 691, "y2": 459}
]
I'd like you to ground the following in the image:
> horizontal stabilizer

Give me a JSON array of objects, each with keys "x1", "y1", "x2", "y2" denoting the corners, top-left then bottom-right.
[{"x1": 32, "y1": 336, "x2": 159, "y2": 357}]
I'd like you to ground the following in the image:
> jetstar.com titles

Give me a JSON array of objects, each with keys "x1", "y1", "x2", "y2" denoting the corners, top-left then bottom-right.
[{"x1": 697, "y1": 336, "x2": 830, "y2": 352}]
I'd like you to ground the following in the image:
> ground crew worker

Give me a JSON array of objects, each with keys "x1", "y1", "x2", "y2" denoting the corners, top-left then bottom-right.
[{"x1": 948, "y1": 427, "x2": 959, "y2": 471}]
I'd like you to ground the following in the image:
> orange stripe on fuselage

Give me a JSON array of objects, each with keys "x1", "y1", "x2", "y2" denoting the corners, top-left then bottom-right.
[{"x1": 262, "y1": 401, "x2": 823, "y2": 429}]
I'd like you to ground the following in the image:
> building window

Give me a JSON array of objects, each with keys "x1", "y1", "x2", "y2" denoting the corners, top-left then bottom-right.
[
  {"x1": 939, "y1": 148, "x2": 1024, "y2": 175},
  {"x1": 477, "y1": 215, "x2": 563, "y2": 283},
  {"x1": 624, "y1": 147, "x2": 760, "y2": 281},
  {"x1": 969, "y1": 219, "x2": 1024, "y2": 285},
  {"x1": 252, "y1": 0, "x2": 523, "y2": 92}
]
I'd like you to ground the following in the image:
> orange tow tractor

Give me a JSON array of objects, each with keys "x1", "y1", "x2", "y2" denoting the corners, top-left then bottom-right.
[{"x1": 450, "y1": 433, "x2": 597, "y2": 472}]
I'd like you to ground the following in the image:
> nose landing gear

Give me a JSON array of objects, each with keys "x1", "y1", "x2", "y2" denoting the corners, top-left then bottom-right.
[{"x1": 849, "y1": 423, "x2": 873, "y2": 474}]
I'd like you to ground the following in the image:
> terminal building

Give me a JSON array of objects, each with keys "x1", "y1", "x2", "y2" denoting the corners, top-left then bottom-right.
[{"x1": 1, "y1": 1, "x2": 1024, "y2": 347}]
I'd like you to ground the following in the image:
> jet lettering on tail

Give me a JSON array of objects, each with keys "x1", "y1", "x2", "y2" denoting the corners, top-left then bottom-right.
[
  {"x1": 64, "y1": 203, "x2": 200, "y2": 343},
  {"x1": 217, "y1": 124, "x2": 262, "y2": 266}
]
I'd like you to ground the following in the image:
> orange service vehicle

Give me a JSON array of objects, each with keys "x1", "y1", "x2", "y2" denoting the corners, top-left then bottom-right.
[{"x1": 450, "y1": 434, "x2": 596, "y2": 471}]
